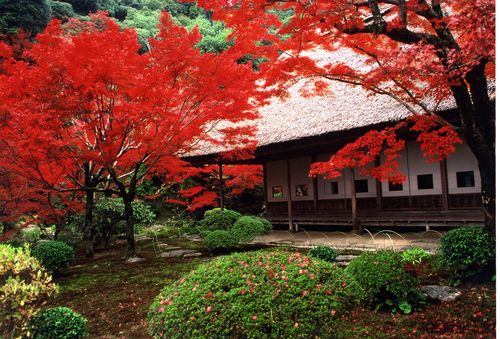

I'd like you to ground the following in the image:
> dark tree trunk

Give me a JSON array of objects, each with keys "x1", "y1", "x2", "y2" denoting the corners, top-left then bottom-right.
[
  {"x1": 84, "y1": 188, "x2": 95, "y2": 258},
  {"x1": 123, "y1": 196, "x2": 136, "y2": 257}
]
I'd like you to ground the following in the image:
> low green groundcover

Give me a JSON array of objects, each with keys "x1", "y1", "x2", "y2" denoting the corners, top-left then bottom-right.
[
  {"x1": 30, "y1": 306, "x2": 88, "y2": 338},
  {"x1": 148, "y1": 249, "x2": 358, "y2": 338}
]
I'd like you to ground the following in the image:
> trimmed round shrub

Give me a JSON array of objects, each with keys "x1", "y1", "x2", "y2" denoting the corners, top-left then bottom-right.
[
  {"x1": 148, "y1": 249, "x2": 357, "y2": 338},
  {"x1": 30, "y1": 306, "x2": 88, "y2": 338},
  {"x1": 230, "y1": 216, "x2": 266, "y2": 243},
  {"x1": 0, "y1": 244, "x2": 58, "y2": 337},
  {"x1": 308, "y1": 246, "x2": 338, "y2": 262},
  {"x1": 203, "y1": 230, "x2": 236, "y2": 250},
  {"x1": 345, "y1": 250, "x2": 423, "y2": 313},
  {"x1": 255, "y1": 216, "x2": 273, "y2": 233},
  {"x1": 32, "y1": 240, "x2": 74, "y2": 274},
  {"x1": 439, "y1": 227, "x2": 495, "y2": 282},
  {"x1": 198, "y1": 208, "x2": 241, "y2": 232}
]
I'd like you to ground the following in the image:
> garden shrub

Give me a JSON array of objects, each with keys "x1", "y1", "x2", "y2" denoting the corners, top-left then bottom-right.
[
  {"x1": 255, "y1": 216, "x2": 273, "y2": 233},
  {"x1": 198, "y1": 208, "x2": 241, "y2": 232},
  {"x1": 345, "y1": 250, "x2": 424, "y2": 313},
  {"x1": 308, "y1": 246, "x2": 338, "y2": 262},
  {"x1": 29, "y1": 306, "x2": 88, "y2": 338},
  {"x1": 32, "y1": 240, "x2": 74, "y2": 274},
  {"x1": 148, "y1": 249, "x2": 357, "y2": 338},
  {"x1": 203, "y1": 230, "x2": 236, "y2": 250},
  {"x1": 0, "y1": 244, "x2": 58, "y2": 337},
  {"x1": 439, "y1": 227, "x2": 495, "y2": 283},
  {"x1": 230, "y1": 216, "x2": 266, "y2": 243},
  {"x1": 401, "y1": 247, "x2": 430, "y2": 266},
  {"x1": 94, "y1": 197, "x2": 156, "y2": 246}
]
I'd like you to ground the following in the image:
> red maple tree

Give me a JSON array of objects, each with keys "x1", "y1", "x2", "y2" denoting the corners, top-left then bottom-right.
[
  {"x1": 193, "y1": 0, "x2": 495, "y2": 233},
  {"x1": 0, "y1": 13, "x2": 263, "y2": 256}
]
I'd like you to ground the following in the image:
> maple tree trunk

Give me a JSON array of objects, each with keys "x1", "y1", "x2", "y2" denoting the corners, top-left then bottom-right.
[
  {"x1": 84, "y1": 188, "x2": 95, "y2": 258},
  {"x1": 123, "y1": 196, "x2": 136, "y2": 257}
]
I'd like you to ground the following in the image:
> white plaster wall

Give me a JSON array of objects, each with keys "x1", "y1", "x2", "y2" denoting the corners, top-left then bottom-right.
[
  {"x1": 446, "y1": 143, "x2": 481, "y2": 194},
  {"x1": 316, "y1": 154, "x2": 347, "y2": 200},
  {"x1": 380, "y1": 146, "x2": 410, "y2": 197},
  {"x1": 290, "y1": 157, "x2": 314, "y2": 201},
  {"x1": 347, "y1": 167, "x2": 377, "y2": 198},
  {"x1": 266, "y1": 160, "x2": 288, "y2": 202},
  {"x1": 407, "y1": 141, "x2": 442, "y2": 196}
]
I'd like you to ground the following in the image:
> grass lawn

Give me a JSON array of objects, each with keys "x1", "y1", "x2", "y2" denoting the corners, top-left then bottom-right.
[{"x1": 48, "y1": 237, "x2": 495, "y2": 338}]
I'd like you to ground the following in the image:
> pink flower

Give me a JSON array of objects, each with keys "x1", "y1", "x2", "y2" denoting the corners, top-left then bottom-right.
[
  {"x1": 251, "y1": 315, "x2": 257, "y2": 321},
  {"x1": 158, "y1": 307, "x2": 165, "y2": 313},
  {"x1": 228, "y1": 267, "x2": 233, "y2": 272},
  {"x1": 206, "y1": 306, "x2": 212, "y2": 313},
  {"x1": 190, "y1": 316, "x2": 196, "y2": 321},
  {"x1": 302, "y1": 291, "x2": 308, "y2": 297},
  {"x1": 330, "y1": 310, "x2": 336, "y2": 315}
]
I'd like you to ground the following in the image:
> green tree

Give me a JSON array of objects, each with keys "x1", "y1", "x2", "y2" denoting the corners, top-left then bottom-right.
[
  {"x1": 120, "y1": 7, "x2": 161, "y2": 52},
  {"x1": 50, "y1": 1, "x2": 76, "y2": 21},
  {"x1": 0, "y1": 0, "x2": 51, "y2": 36}
]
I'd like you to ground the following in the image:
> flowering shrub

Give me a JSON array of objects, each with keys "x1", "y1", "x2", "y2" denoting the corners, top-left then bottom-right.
[
  {"x1": 32, "y1": 240, "x2": 74, "y2": 275},
  {"x1": 29, "y1": 306, "x2": 88, "y2": 339},
  {"x1": 203, "y1": 215, "x2": 268, "y2": 250},
  {"x1": 308, "y1": 246, "x2": 338, "y2": 262},
  {"x1": 148, "y1": 249, "x2": 357, "y2": 338},
  {"x1": 198, "y1": 208, "x2": 241, "y2": 232},
  {"x1": 439, "y1": 227, "x2": 495, "y2": 283},
  {"x1": 345, "y1": 251, "x2": 424, "y2": 313},
  {"x1": 0, "y1": 244, "x2": 58, "y2": 337}
]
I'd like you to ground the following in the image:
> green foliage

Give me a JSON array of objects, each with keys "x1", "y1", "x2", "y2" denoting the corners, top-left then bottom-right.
[
  {"x1": 50, "y1": 1, "x2": 76, "y2": 21},
  {"x1": 230, "y1": 216, "x2": 265, "y2": 243},
  {"x1": 92, "y1": 197, "x2": 156, "y2": 245},
  {"x1": 401, "y1": 247, "x2": 430, "y2": 266},
  {"x1": 120, "y1": 7, "x2": 160, "y2": 52},
  {"x1": 0, "y1": 244, "x2": 58, "y2": 337},
  {"x1": 255, "y1": 216, "x2": 272, "y2": 233},
  {"x1": 198, "y1": 208, "x2": 241, "y2": 232},
  {"x1": 20, "y1": 227, "x2": 42, "y2": 245},
  {"x1": 203, "y1": 229, "x2": 236, "y2": 250},
  {"x1": 439, "y1": 227, "x2": 495, "y2": 283},
  {"x1": 345, "y1": 250, "x2": 424, "y2": 313},
  {"x1": 0, "y1": 0, "x2": 51, "y2": 35},
  {"x1": 175, "y1": 14, "x2": 232, "y2": 53},
  {"x1": 308, "y1": 246, "x2": 338, "y2": 263},
  {"x1": 30, "y1": 306, "x2": 88, "y2": 338},
  {"x1": 32, "y1": 240, "x2": 74, "y2": 274},
  {"x1": 59, "y1": 0, "x2": 97, "y2": 14},
  {"x1": 148, "y1": 249, "x2": 357, "y2": 338}
]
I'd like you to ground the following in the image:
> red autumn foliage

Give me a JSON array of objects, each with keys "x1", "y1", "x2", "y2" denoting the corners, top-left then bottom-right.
[
  {"x1": 0, "y1": 12, "x2": 264, "y2": 253},
  {"x1": 192, "y1": 0, "x2": 495, "y2": 231}
]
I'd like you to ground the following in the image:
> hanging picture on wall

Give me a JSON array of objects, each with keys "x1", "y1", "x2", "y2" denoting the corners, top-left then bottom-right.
[
  {"x1": 295, "y1": 184, "x2": 309, "y2": 197},
  {"x1": 272, "y1": 186, "x2": 284, "y2": 198}
]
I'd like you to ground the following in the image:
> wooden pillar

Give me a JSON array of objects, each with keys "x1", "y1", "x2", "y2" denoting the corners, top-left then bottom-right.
[
  {"x1": 286, "y1": 159, "x2": 294, "y2": 231},
  {"x1": 440, "y1": 159, "x2": 449, "y2": 210},
  {"x1": 263, "y1": 162, "x2": 268, "y2": 209},
  {"x1": 375, "y1": 157, "x2": 382, "y2": 211},
  {"x1": 312, "y1": 155, "x2": 318, "y2": 212},
  {"x1": 349, "y1": 168, "x2": 360, "y2": 234},
  {"x1": 218, "y1": 162, "x2": 224, "y2": 210}
]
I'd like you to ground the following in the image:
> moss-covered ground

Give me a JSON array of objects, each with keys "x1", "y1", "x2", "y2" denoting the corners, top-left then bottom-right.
[{"x1": 48, "y1": 238, "x2": 495, "y2": 338}]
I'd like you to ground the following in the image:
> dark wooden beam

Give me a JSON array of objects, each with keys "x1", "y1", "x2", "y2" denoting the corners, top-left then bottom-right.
[
  {"x1": 286, "y1": 159, "x2": 294, "y2": 231},
  {"x1": 440, "y1": 159, "x2": 449, "y2": 210},
  {"x1": 375, "y1": 157, "x2": 382, "y2": 211},
  {"x1": 263, "y1": 161, "x2": 268, "y2": 210},
  {"x1": 218, "y1": 162, "x2": 224, "y2": 210},
  {"x1": 312, "y1": 155, "x2": 319, "y2": 212},
  {"x1": 349, "y1": 168, "x2": 361, "y2": 234}
]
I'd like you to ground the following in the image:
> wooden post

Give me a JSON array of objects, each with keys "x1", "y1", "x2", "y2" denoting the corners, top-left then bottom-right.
[
  {"x1": 312, "y1": 155, "x2": 318, "y2": 212},
  {"x1": 286, "y1": 159, "x2": 294, "y2": 232},
  {"x1": 375, "y1": 157, "x2": 382, "y2": 211},
  {"x1": 349, "y1": 168, "x2": 360, "y2": 234},
  {"x1": 218, "y1": 162, "x2": 224, "y2": 210},
  {"x1": 263, "y1": 162, "x2": 268, "y2": 210},
  {"x1": 440, "y1": 159, "x2": 449, "y2": 210}
]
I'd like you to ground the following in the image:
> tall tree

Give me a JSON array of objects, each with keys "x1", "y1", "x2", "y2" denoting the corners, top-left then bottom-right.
[
  {"x1": 194, "y1": 0, "x2": 496, "y2": 233},
  {"x1": 0, "y1": 0, "x2": 51, "y2": 36}
]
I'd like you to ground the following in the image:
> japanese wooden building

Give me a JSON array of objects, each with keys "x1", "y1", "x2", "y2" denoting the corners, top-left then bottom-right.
[{"x1": 190, "y1": 48, "x2": 487, "y2": 231}]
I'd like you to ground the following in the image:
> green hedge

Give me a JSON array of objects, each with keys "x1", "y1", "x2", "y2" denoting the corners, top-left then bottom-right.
[
  {"x1": 30, "y1": 307, "x2": 88, "y2": 338},
  {"x1": 308, "y1": 246, "x2": 338, "y2": 262},
  {"x1": 148, "y1": 249, "x2": 357, "y2": 338},
  {"x1": 32, "y1": 241, "x2": 74, "y2": 275},
  {"x1": 345, "y1": 250, "x2": 424, "y2": 313},
  {"x1": 198, "y1": 208, "x2": 241, "y2": 232},
  {"x1": 439, "y1": 227, "x2": 495, "y2": 283}
]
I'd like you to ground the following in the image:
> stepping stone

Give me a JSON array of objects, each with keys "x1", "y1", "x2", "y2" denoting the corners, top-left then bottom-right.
[
  {"x1": 160, "y1": 249, "x2": 198, "y2": 258},
  {"x1": 183, "y1": 252, "x2": 203, "y2": 258},
  {"x1": 185, "y1": 235, "x2": 202, "y2": 241},
  {"x1": 126, "y1": 256, "x2": 146, "y2": 263},
  {"x1": 421, "y1": 285, "x2": 462, "y2": 302},
  {"x1": 334, "y1": 255, "x2": 358, "y2": 262}
]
